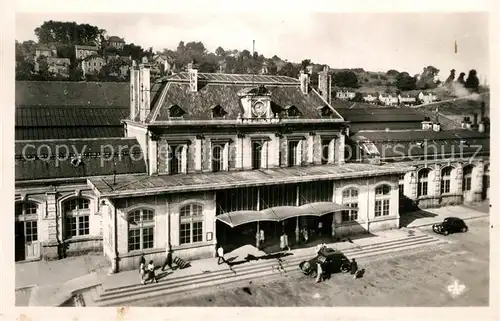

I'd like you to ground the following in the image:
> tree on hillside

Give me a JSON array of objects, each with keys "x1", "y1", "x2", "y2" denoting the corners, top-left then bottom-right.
[
  {"x1": 215, "y1": 46, "x2": 226, "y2": 57},
  {"x1": 333, "y1": 70, "x2": 359, "y2": 88},
  {"x1": 35, "y1": 56, "x2": 50, "y2": 80},
  {"x1": 121, "y1": 43, "x2": 146, "y2": 61},
  {"x1": 198, "y1": 53, "x2": 219, "y2": 73},
  {"x1": 416, "y1": 65, "x2": 440, "y2": 90},
  {"x1": 464, "y1": 69, "x2": 480, "y2": 92},
  {"x1": 16, "y1": 61, "x2": 35, "y2": 80},
  {"x1": 457, "y1": 72, "x2": 466, "y2": 85},
  {"x1": 386, "y1": 69, "x2": 399, "y2": 76},
  {"x1": 445, "y1": 69, "x2": 456, "y2": 85},
  {"x1": 267, "y1": 60, "x2": 278, "y2": 75},
  {"x1": 301, "y1": 59, "x2": 311, "y2": 71},
  {"x1": 277, "y1": 62, "x2": 299, "y2": 78},
  {"x1": 35, "y1": 20, "x2": 103, "y2": 45},
  {"x1": 395, "y1": 72, "x2": 417, "y2": 91}
]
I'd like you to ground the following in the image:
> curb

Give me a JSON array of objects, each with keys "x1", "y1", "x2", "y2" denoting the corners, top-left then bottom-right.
[{"x1": 406, "y1": 214, "x2": 489, "y2": 228}]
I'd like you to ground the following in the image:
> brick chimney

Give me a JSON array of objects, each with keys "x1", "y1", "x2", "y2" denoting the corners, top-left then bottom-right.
[
  {"x1": 299, "y1": 70, "x2": 309, "y2": 94},
  {"x1": 138, "y1": 63, "x2": 151, "y2": 122},
  {"x1": 188, "y1": 62, "x2": 198, "y2": 92},
  {"x1": 318, "y1": 66, "x2": 330, "y2": 103},
  {"x1": 129, "y1": 61, "x2": 140, "y2": 120}
]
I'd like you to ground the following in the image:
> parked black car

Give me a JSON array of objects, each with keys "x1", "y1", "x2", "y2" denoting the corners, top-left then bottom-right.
[
  {"x1": 432, "y1": 217, "x2": 468, "y2": 235},
  {"x1": 299, "y1": 247, "x2": 350, "y2": 278}
]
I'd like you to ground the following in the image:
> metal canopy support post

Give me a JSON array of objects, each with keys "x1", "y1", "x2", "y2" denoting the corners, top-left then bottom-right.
[
  {"x1": 295, "y1": 184, "x2": 300, "y2": 243},
  {"x1": 256, "y1": 187, "x2": 260, "y2": 248}
]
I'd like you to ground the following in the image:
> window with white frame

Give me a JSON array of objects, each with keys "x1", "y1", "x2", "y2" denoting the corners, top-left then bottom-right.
[
  {"x1": 440, "y1": 167, "x2": 452, "y2": 194},
  {"x1": 288, "y1": 140, "x2": 301, "y2": 167},
  {"x1": 321, "y1": 139, "x2": 332, "y2": 165},
  {"x1": 15, "y1": 202, "x2": 39, "y2": 243},
  {"x1": 375, "y1": 185, "x2": 391, "y2": 217},
  {"x1": 463, "y1": 165, "x2": 473, "y2": 191},
  {"x1": 211, "y1": 141, "x2": 229, "y2": 172},
  {"x1": 417, "y1": 168, "x2": 430, "y2": 197},
  {"x1": 168, "y1": 143, "x2": 187, "y2": 174},
  {"x1": 128, "y1": 208, "x2": 155, "y2": 252},
  {"x1": 341, "y1": 188, "x2": 359, "y2": 222},
  {"x1": 251, "y1": 141, "x2": 262, "y2": 170},
  {"x1": 63, "y1": 198, "x2": 90, "y2": 239},
  {"x1": 179, "y1": 204, "x2": 204, "y2": 245}
]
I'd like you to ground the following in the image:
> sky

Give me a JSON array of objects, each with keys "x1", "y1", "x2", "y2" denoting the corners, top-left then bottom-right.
[{"x1": 15, "y1": 11, "x2": 489, "y2": 81}]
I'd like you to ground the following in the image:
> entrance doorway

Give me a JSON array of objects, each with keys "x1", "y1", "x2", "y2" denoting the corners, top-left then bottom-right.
[{"x1": 15, "y1": 202, "x2": 40, "y2": 262}]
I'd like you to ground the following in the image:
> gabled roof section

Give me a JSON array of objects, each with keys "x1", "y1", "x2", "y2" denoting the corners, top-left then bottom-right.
[
  {"x1": 15, "y1": 137, "x2": 147, "y2": 181},
  {"x1": 148, "y1": 73, "x2": 344, "y2": 121},
  {"x1": 211, "y1": 104, "x2": 227, "y2": 118},
  {"x1": 167, "y1": 72, "x2": 300, "y2": 85}
]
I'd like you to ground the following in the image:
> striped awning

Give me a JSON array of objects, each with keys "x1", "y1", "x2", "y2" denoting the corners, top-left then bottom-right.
[{"x1": 216, "y1": 202, "x2": 357, "y2": 228}]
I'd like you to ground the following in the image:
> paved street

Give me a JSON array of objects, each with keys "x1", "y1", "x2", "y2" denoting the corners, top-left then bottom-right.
[{"x1": 153, "y1": 217, "x2": 490, "y2": 307}]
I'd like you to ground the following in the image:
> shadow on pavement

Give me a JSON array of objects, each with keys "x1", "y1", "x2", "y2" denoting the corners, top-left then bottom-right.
[{"x1": 399, "y1": 209, "x2": 439, "y2": 228}]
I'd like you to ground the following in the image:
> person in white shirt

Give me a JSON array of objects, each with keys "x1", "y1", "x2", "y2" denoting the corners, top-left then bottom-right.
[
  {"x1": 146, "y1": 260, "x2": 158, "y2": 283},
  {"x1": 217, "y1": 246, "x2": 226, "y2": 265}
]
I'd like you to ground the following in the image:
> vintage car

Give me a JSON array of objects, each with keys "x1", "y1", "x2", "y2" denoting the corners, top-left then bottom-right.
[
  {"x1": 298, "y1": 247, "x2": 350, "y2": 278},
  {"x1": 432, "y1": 217, "x2": 468, "y2": 235}
]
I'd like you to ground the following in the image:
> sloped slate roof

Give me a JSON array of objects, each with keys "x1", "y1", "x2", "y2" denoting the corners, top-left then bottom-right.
[
  {"x1": 15, "y1": 138, "x2": 146, "y2": 181},
  {"x1": 351, "y1": 129, "x2": 488, "y2": 143},
  {"x1": 415, "y1": 94, "x2": 489, "y2": 118},
  {"x1": 372, "y1": 138, "x2": 489, "y2": 158},
  {"x1": 149, "y1": 73, "x2": 340, "y2": 121},
  {"x1": 167, "y1": 72, "x2": 299, "y2": 84},
  {"x1": 15, "y1": 81, "x2": 130, "y2": 107},
  {"x1": 15, "y1": 126, "x2": 124, "y2": 141},
  {"x1": 336, "y1": 107, "x2": 425, "y2": 122}
]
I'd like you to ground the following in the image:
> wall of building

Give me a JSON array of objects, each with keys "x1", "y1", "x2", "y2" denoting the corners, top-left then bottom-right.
[{"x1": 15, "y1": 183, "x2": 104, "y2": 261}]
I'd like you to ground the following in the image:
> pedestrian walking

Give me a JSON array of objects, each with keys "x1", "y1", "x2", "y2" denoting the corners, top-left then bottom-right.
[
  {"x1": 139, "y1": 261, "x2": 146, "y2": 284},
  {"x1": 303, "y1": 228, "x2": 309, "y2": 243},
  {"x1": 280, "y1": 231, "x2": 290, "y2": 251},
  {"x1": 318, "y1": 221, "x2": 323, "y2": 237},
  {"x1": 350, "y1": 258, "x2": 358, "y2": 278},
  {"x1": 217, "y1": 246, "x2": 226, "y2": 265},
  {"x1": 139, "y1": 253, "x2": 146, "y2": 267},
  {"x1": 315, "y1": 262, "x2": 323, "y2": 283},
  {"x1": 147, "y1": 260, "x2": 158, "y2": 283},
  {"x1": 161, "y1": 248, "x2": 173, "y2": 271}
]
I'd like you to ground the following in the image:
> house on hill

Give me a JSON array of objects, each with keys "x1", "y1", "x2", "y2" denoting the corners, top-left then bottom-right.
[
  {"x1": 418, "y1": 91, "x2": 439, "y2": 104},
  {"x1": 398, "y1": 93, "x2": 417, "y2": 106},
  {"x1": 107, "y1": 36, "x2": 125, "y2": 50},
  {"x1": 378, "y1": 93, "x2": 399, "y2": 106},
  {"x1": 81, "y1": 55, "x2": 106, "y2": 76},
  {"x1": 75, "y1": 45, "x2": 99, "y2": 61},
  {"x1": 362, "y1": 93, "x2": 379, "y2": 104},
  {"x1": 335, "y1": 88, "x2": 356, "y2": 101}
]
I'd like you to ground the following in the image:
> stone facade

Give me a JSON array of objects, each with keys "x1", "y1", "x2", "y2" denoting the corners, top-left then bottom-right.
[{"x1": 15, "y1": 183, "x2": 103, "y2": 261}]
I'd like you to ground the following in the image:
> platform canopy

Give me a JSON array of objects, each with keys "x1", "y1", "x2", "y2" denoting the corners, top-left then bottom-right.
[{"x1": 216, "y1": 202, "x2": 357, "y2": 228}]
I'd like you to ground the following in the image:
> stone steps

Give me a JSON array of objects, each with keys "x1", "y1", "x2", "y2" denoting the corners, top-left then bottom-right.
[{"x1": 92, "y1": 234, "x2": 444, "y2": 306}]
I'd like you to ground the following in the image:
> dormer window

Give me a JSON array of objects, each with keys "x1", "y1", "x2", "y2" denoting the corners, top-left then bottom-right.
[
  {"x1": 211, "y1": 105, "x2": 227, "y2": 119},
  {"x1": 285, "y1": 105, "x2": 301, "y2": 118},
  {"x1": 319, "y1": 106, "x2": 333, "y2": 117},
  {"x1": 169, "y1": 104, "x2": 185, "y2": 119}
]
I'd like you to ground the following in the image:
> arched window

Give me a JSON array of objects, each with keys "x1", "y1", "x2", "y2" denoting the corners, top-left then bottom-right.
[
  {"x1": 440, "y1": 167, "x2": 453, "y2": 194},
  {"x1": 463, "y1": 165, "x2": 474, "y2": 192},
  {"x1": 341, "y1": 188, "x2": 359, "y2": 222},
  {"x1": 417, "y1": 168, "x2": 430, "y2": 197},
  {"x1": 180, "y1": 204, "x2": 203, "y2": 245},
  {"x1": 63, "y1": 198, "x2": 90, "y2": 239},
  {"x1": 15, "y1": 202, "x2": 38, "y2": 242},
  {"x1": 128, "y1": 208, "x2": 155, "y2": 252},
  {"x1": 375, "y1": 185, "x2": 391, "y2": 217}
]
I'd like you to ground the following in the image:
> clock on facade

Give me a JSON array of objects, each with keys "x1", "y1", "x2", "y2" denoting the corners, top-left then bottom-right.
[{"x1": 252, "y1": 101, "x2": 267, "y2": 117}]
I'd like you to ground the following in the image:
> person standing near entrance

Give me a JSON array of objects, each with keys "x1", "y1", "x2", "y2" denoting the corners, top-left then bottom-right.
[
  {"x1": 161, "y1": 246, "x2": 173, "y2": 271},
  {"x1": 280, "y1": 231, "x2": 290, "y2": 251},
  {"x1": 318, "y1": 221, "x2": 323, "y2": 237},
  {"x1": 217, "y1": 245, "x2": 226, "y2": 265}
]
